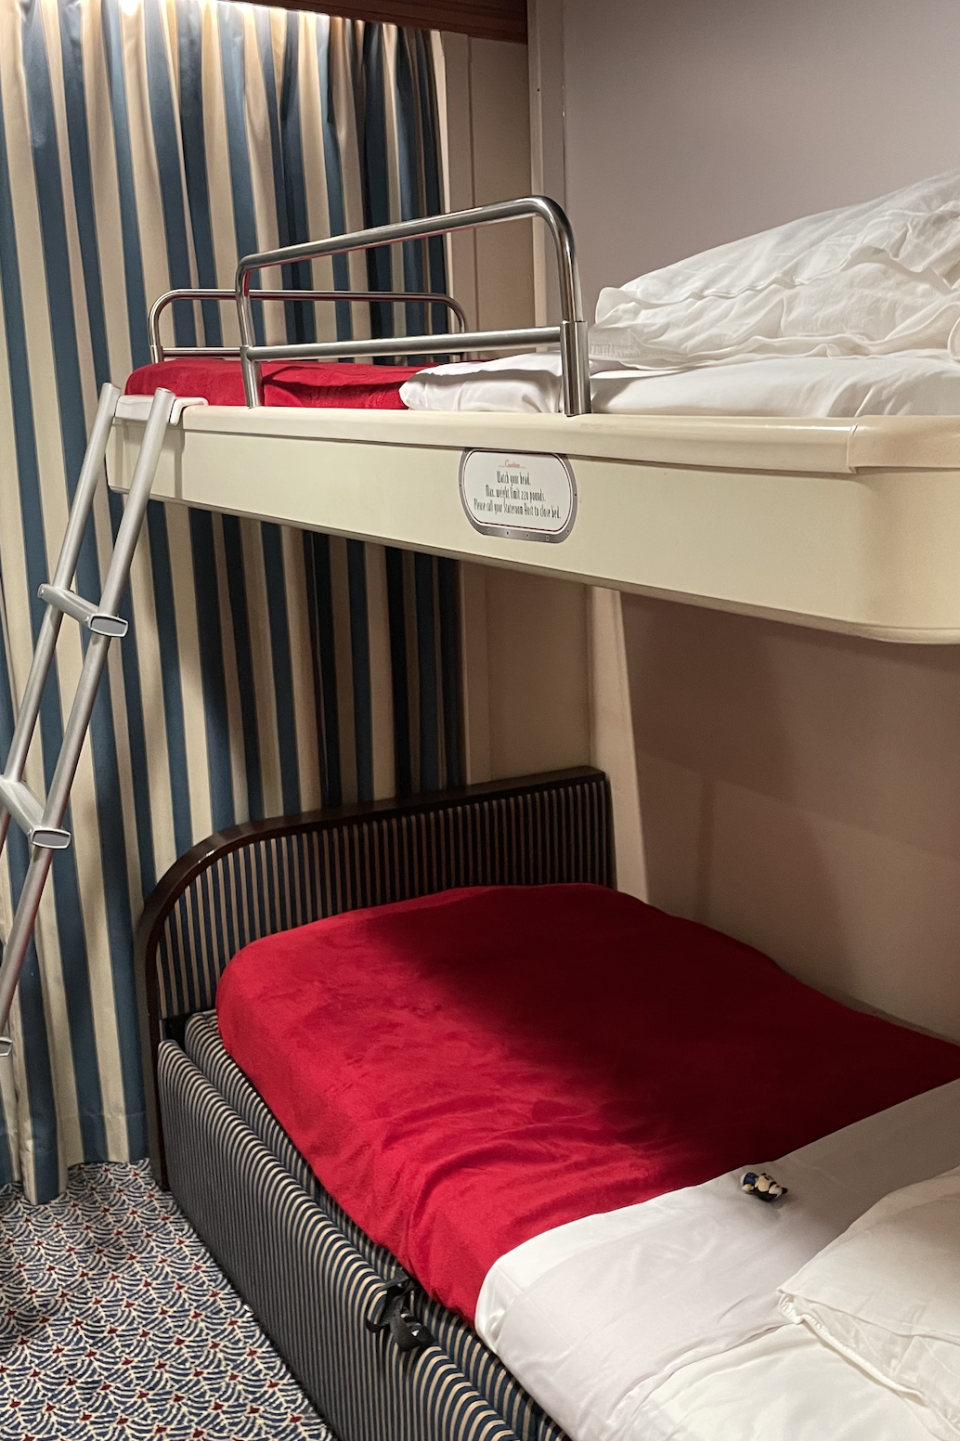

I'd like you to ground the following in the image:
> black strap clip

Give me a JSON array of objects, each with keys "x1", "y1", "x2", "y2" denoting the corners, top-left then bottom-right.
[{"x1": 365, "y1": 1278, "x2": 434, "y2": 1354}]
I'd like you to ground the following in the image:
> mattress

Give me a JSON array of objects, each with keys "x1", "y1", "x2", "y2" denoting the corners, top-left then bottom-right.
[
  {"x1": 399, "y1": 349, "x2": 960, "y2": 417},
  {"x1": 125, "y1": 357, "x2": 424, "y2": 408},
  {"x1": 215, "y1": 883, "x2": 960, "y2": 1324},
  {"x1": 126, "y1": 349, "x2": 960, "y2": 420}
]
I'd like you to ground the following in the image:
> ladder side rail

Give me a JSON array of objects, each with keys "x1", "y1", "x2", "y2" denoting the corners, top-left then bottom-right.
[
  {"x1": 0, "y1": 389, "x2": 174, "y2": 1045},
  {"x1": 90, "y1": 389, "x2": 174, "y2": 619},
  {"x1": 0, "y1": 384, "x2": 121, "y2": 863}
]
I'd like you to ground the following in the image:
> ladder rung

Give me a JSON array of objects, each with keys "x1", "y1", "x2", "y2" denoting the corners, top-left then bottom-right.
[
  {"x1": 38, "y1": 584, "x2": 128, "y2": 638},
  {"x1": 0, "y1": 778, "x2": 71, "y2": 850}
]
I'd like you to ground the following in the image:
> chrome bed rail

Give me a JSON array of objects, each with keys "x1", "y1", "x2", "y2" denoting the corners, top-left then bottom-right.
[
  {"x1": 234, "y1": 196, "x2": 592, "y2": 416},
  {"x1": 147, "y1": 287, "x2": 470, "y2": 363}
]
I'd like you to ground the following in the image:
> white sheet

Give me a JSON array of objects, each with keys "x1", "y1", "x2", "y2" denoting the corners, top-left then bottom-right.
[
  {"x1": 475, "y1": 1078, "x2": 960, "y2": 1441},
  {"x1": 779, "y1": 1166, "x2": 960, "y2": 1440},
  {"x1": 399, "y1": 350, "x2": 960, "y2": 417},
  {"x1": 636, "y1": 1324, "x2": 938, "y2": 1441}
]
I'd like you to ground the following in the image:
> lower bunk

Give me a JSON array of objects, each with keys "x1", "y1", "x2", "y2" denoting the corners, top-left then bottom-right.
[{"x1": 137, "y1": 766, "x2": 960, "y2": 1441}]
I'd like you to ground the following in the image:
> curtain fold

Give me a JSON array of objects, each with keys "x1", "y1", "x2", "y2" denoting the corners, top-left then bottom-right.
[{"x1": 0, "y1": 0, "x2": 462, "y2": 1203}]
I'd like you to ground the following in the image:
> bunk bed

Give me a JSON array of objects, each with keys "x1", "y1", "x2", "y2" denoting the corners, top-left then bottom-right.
[
  {"x1": 128, "y1": 187, "x2": 960, "y2": 1441},
  {"x1": 108, "y1": 195, "x2": 960, "y2": 643}
]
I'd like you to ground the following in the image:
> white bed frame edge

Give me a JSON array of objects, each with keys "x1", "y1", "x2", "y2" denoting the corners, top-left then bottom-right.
[
  {"x1": 106, "y1": 196, "x2": 960, "y2": 644},
  {"x1": 108, "y1": 404, "x2": 960, "y2": 644}
]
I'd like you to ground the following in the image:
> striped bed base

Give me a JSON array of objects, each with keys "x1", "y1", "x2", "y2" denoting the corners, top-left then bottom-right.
[
  {"x1": 160, "y1": 1015, "x2": 567, "y2": 1441},
  {"x1": 140, "y1": 767, "x2": 611, "y2": 1441}
]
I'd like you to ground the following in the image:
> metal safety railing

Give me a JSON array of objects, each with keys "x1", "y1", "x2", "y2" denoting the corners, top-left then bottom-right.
[
  {"x1": 233, "y1": 196, "x2": 592, "y2": 416},
  {"x1": 0, "y1": 385, "x2": 175, "y2": 1054},
  {"x1": 148, "y1": 287, "x2": 470, "y2": 363}
]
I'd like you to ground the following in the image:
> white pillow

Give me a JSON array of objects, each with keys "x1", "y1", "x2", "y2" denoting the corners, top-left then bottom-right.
[
  {"x1": 591, "y1": 169, "x2": 960, "y2": 367},
  {"x1": 779, "y1": 1166, "x2": 960, "y2": 1441}
]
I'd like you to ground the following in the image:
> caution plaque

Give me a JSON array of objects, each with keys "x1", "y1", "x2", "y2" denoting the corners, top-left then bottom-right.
[{"x1": 459, "y1": 450, "x2": 577, "y2": 543}]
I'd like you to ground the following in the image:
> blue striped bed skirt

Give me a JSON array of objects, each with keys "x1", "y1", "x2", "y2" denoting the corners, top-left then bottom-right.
[{"x1": 158, "y1": 1013, "x2": 568, "y2": 1441}]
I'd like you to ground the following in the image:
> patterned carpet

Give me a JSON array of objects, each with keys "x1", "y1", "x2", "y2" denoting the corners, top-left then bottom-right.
[{"x1": 0, "y1": 1161, "x2": 336, "y2": 1441}]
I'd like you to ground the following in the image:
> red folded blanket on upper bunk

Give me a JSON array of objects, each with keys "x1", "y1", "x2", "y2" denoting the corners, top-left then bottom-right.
[
  {"x1": 125, "y1": 357, "x2": 424, "y2": 408},
  {"x1": 216, "y1": 884, "x2": 960, "y2": 1322}
]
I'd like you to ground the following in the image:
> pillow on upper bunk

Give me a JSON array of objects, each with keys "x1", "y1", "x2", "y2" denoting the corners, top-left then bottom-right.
[
  {"x1": 779, "y1": 1166, "x2": 960, "y2": 1441},
  {"x1": 591, "y1": 168, "x2": 960, "y2": 368}
]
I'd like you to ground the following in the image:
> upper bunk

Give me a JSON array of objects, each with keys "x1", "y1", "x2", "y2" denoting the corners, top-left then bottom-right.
[{"x1": 106, "y1": 185, "x2": 960, "y2": 645}]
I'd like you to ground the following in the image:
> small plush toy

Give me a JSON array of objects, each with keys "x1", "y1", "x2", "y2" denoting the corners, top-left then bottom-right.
[{"x1": 741, "y1": 1171, "x2": 788, "y2": 1203}]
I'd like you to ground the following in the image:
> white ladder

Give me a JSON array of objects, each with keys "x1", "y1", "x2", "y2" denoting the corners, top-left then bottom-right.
[{"x1": 0, "y1": 384, "x2": 175, "y2": 1056}]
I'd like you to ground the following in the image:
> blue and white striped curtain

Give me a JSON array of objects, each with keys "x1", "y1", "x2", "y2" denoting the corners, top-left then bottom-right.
[{"x1": 0, "y1": 0, "x2": 462, "y2": 1203}]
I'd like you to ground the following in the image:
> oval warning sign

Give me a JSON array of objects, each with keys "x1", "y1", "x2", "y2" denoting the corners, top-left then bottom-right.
[{"x1": 459, "y1": 450, "x2": 577, "y2": 543}]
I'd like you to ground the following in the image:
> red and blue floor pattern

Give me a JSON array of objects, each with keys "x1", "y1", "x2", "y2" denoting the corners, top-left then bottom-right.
[{"x1": 0, "y1": 1161, "x2": 335, "y2": 1440}]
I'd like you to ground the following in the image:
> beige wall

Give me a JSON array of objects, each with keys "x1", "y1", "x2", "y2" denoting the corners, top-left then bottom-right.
[
  {"x1": 439, "y1": 32, "x2": 537, "y2": 332},
  {"x1": 559, "y1": 0, "x2": 960, "y2": 317},
  {"x1": 440, "y1": 31, "x2": 592, "y2": 784},
  {"x1": 460, "y1": 563, "x2": 591, "y2": 781},
  {"x1": 626, "y1": 598, "x2": 960, "y2": 1040},
  {"x1": 534, "y1": 0, "x2": 960, "y2": 1037}
]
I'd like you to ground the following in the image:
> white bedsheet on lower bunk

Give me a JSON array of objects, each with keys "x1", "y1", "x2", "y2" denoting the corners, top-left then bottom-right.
[
  {"x1": 400, "y1": 350, "x2": 960, "y2": 417},
  {"x1": 637, "y1": 1323, "x2": 935, "y2": 1441},
  {"x1": 474, "y1": 1077, "x2": 960, "y2": 1441}
]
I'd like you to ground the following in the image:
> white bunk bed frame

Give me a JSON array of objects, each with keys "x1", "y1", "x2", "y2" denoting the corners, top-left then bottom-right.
[{"x1": 109, "y1": 197, "x2": 960, "y2": 643}]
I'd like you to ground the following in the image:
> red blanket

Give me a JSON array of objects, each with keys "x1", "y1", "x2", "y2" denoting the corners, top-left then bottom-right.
[
  {"x1": 216, "y1": 884, "x2": 960, "y2": 1322},
  {"x1": 125, "y1": 357, "x2": 422, "y2": 408}
]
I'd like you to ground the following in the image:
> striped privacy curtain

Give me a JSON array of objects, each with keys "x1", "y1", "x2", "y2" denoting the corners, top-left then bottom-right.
[{"x1": 0, "y1": 0, "x2": 462, "y2": 1203}]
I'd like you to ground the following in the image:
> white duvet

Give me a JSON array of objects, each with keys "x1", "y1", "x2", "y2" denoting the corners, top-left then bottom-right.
[
  {"x1": 474, "y1": 1079, "x2": 960, "y2": 1441},
  {"x1": 591, "y1": 167, "x2": 960, "y2": 368}
]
